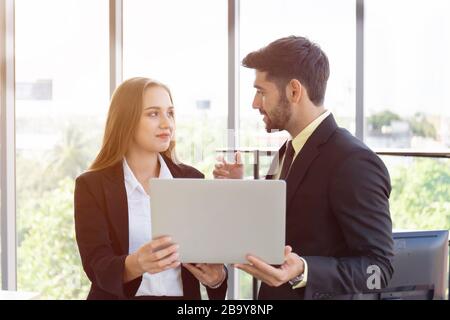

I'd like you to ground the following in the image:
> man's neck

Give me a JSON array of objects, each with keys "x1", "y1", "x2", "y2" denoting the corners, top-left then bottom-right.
[{"x1": 287, "y1": 105, "x2": 326, "y2": 138}]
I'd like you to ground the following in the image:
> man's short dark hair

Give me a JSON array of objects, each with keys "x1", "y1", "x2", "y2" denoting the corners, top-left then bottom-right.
[{"x1": 242, "y1": 36, "x2": 330, "y2": 106}]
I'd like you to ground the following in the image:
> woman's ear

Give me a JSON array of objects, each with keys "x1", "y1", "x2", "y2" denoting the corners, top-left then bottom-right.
[{"x1": 287, "y1": 79, "x2": 303, "y2": 103}]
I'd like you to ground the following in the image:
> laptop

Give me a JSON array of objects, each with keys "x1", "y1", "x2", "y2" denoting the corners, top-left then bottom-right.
[{"x1": 149, "y1": 179, "x2": 286, "y2": 264}]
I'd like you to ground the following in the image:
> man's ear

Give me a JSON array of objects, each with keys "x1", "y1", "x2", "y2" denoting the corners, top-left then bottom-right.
[{"x1": 287, "y1": 79, "x2": 303, "y2": 103}]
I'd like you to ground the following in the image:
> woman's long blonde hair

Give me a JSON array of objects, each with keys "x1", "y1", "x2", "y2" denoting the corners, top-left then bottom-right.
[{"x1": 89, "y1": 77, "x2": 177, "y2": 172}]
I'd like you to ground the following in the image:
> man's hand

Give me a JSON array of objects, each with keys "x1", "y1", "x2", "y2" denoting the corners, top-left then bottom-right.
[
  {"x1": 213, "y1": 152, "x2": 244, "y2": 179},
  {"x1": 235, "y1": 246, "x2": 304, "y2": 287}
]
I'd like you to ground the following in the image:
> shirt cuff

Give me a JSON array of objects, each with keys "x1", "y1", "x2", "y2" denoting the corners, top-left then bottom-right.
[{"x1": 292, "y1": 257, "x2": 308, "y2": 289}]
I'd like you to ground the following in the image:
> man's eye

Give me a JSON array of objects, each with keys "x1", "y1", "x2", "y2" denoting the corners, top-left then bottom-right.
[{"x1": 168, "y1": 111, "x2": 175, "y2": 117}]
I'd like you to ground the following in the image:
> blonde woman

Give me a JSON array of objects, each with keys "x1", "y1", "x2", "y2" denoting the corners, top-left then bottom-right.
[{"x1": 74, "y1": 77, "x2": 227, "y2": 300}]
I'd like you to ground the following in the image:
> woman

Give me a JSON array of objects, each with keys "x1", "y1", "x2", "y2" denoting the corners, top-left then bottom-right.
[{"x1": 74, "y1": 77, "x2": 227, "y2": 299}]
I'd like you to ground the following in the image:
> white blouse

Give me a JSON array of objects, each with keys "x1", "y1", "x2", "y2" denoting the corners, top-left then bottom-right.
[{"x1": 123, "y1": 154, "x2": 183, "y2": 297}]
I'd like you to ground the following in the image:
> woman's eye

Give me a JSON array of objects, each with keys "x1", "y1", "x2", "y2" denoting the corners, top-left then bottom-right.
[{"x1": 148, "y1": 112, "x2": 158, "y2": 117}]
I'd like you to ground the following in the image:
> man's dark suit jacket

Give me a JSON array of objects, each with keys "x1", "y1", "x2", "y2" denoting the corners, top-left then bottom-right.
[
  {"x1": 74, "y1": 154, "x2": 227, "y2": 300},
  {"x1": 259, "y1": 114, "x2": 394, "y2": 300}
]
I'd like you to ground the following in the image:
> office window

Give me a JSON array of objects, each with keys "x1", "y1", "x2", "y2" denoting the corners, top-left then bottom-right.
[
  {"x1": 239, "y1": 0, "x2": 356, "y2": 173},
  {"x1": 365, "y1": 0, "x2": 450, "y2": 151},
  {"x1": 0, "y1": 139, "x2": 2, "y2": 284},
  {"x1": 238, "y1": 0, "x2": 356, "y2": 298},
  {"x1": 2, "y1": 0, "x2": 446, "y2": 301},
  {"x1": 123, "y1": 0, "x2": 228, "y2": 177},
  {"x1": 380, "y1": 156, "x2": 450, "y2": 231},
  {"x1": 15, "y1": 0, "x2": 109, "y2": 298}
]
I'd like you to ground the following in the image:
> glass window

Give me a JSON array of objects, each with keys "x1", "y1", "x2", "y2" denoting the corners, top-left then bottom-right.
[
  {"x1": 123, "y1": 0, "x2": 228, "y2": 177},
  {"x1": 380, "y1": 156, "x2": 450, "y2": 231},
  {"x1": 0, "y1": 113, "x2": 2, "y2": 285},
  {"x1": 15, "y1": 0, "x2": 109, "y2": 299},
  {"x1": 365, "y1": 0, "x2": 450, "y2": 151},
  {"x1": 239, "y1": 0, "x2": 356, "y2": 170},
  {"x1": 238, "y1": 0, "x2": 356, "y2": 299}
]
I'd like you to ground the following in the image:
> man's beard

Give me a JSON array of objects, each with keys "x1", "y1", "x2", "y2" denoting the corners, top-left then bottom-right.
[{"x1": 264, "y1": 95, "x2": 292, "y2": 133}]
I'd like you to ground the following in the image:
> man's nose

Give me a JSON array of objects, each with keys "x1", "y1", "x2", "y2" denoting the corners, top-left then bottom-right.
[{"x1": 252, "y1": 94, "x2": 261, "y2": 110}]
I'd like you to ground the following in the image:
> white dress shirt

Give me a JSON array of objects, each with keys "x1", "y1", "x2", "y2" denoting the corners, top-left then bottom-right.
[{"x1": 123, "y1": 154, "x2": 183, "y2": 297}]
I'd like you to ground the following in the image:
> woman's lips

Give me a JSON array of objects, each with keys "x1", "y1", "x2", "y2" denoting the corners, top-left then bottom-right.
[{"x1": 156, "y1": 133, "x2": 171, "y2": 140}]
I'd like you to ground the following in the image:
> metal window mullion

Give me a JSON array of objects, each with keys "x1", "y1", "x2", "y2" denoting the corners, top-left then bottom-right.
[
  {"x1": 356, "y1": 0, "x2": 364, "y2": 141},
  {"x1": 1, "y1": 0, "x2": 16, "y2": 291},
  {"x1": 109, "y1": 0, "x2": 123, "y2": 96},
  {"x1": 228, "y1": 0, "x2": 240, "y2": 150},
  {"x1": 227, "y1": 0, "x2": 240, "y2": 300}
]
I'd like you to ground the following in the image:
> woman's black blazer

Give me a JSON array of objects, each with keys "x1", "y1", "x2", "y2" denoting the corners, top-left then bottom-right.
[{"x1": 74, "y1": 154, "x2": 227, "y2": 300}]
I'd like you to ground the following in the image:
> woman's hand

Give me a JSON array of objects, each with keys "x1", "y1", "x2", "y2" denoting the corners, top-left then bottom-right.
[
  {"x1": 124, "y1": 236, "x2": 180, "y2": 282},
  {"x1": 183, "y1": 263, "x2": 227, "y2": 288},
  {"x1": 136, "y1": 236, "x2": 180, "y2": 274}
]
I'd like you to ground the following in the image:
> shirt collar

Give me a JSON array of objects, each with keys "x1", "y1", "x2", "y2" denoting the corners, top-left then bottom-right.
[
  {"x1": 123, "y1": 154, "x2": 173, "y2": 195},
  {"x1": 291, "y1": 110, "x2": 331, "y2": 156},
  {"x1": 158, "y1": 154, "x2": 173, "y2": 179}
]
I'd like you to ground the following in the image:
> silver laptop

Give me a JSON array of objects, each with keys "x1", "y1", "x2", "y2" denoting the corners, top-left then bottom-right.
[{"x1": 149, "y1": 179, "x2": 286, "y2": 264}]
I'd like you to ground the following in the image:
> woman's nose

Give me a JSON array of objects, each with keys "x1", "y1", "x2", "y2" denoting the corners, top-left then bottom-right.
[{"x1": 159, "y1": 115, "x2": 171, "y2": 129}]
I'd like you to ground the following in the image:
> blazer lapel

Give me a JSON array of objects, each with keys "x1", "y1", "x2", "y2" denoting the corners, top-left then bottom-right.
[
  {"x1": 101, "y1": 161, "x2": 129, "y2": 254},
  {"x1": 98, "y1": 156, "x2": 185, "y2": 255},
  {"x1": 161, "y1": 154, "x2": 183, "y2": 178},
  {"x1": 285, "y1": 114, "x2": 339, "y2": 209}
]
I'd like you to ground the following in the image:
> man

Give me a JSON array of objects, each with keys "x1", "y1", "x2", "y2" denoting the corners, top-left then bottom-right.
[{"x1": 214, "y1": 36, "x2": 394, "y2": 300}]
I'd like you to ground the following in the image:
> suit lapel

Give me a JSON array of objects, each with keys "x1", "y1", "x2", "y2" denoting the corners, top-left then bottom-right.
[
  {"x1": 285, "y1": 141, "x2": 320, "y2": 208},
  {"x1": 266, "y1": 114, "x2": 339, "y2": 210},
  {"x1": 286, "y1": 114, "x2": 338, "y2": 208},
  {"x1": 101, "y1": 161, "x2": 129, "y2": 254}
]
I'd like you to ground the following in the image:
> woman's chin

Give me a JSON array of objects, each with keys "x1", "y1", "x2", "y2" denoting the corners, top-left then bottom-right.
[
  {"x1": 141, "y1": 141, "x2": 171, "y2": 154},
  {"x1": 157, "y1": 142, "x2": 171, "y2": 153}
]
